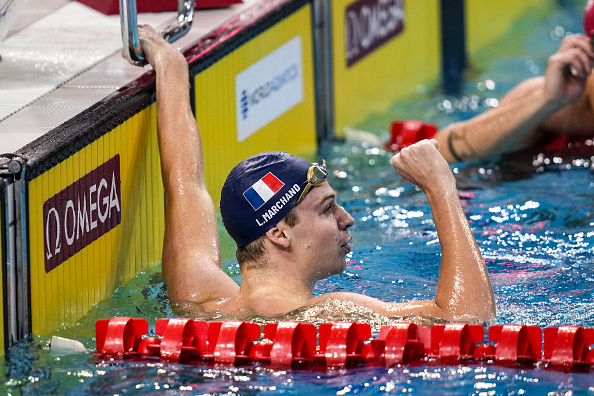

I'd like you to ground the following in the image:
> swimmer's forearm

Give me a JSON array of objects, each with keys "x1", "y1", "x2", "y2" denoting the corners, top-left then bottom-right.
[
  {"x1": 390, "y1": 141, "x2": 494, "y2": 320},
  {"x1": 135, "y1": 26, "x2": 206, "y2": 191},
  {"x1": 426, "y1": 186, "x2": 496, "y2": 321},
  {"x1": 151, "y1": 47, "x2": 206, "y2": 189}
]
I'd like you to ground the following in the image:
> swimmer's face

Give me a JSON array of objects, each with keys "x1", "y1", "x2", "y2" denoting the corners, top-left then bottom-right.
[{"x1": 289, "y1": 182, "x2": 354, "y2": 280}]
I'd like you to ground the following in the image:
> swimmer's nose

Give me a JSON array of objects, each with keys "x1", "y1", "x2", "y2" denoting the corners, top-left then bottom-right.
[{"x1": 337, "y1": 205, "x2": 354, "y2": 230}]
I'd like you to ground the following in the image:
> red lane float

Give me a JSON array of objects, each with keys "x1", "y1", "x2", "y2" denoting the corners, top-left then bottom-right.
[
  {"x1": 265, "y1": 322, "x2": 316, "y2": 367},
  {"x1": 95, "y1": 317, "x2": 147, "y2": 356},
  {"x1": 384, "y1": 120, "x2": 438, "y2": 153},
  {"x1": 378, "y1": 322, "x2": 425, "y2": 366},
  {"x1": 95, "y1": 318, "x2": 594, "y2": 371},
  {"x1": 384, "y1": 120, "x2": 594, "y2": 162},
  {"x1": 543, "y1": 326, "x2": 594, "y2": 369}
]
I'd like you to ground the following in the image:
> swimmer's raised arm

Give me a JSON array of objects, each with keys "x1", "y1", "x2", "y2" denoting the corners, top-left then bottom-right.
[
  {"x1": 309, "y1": 139, "x2": 495, "y2": 322},
  {"x1": 436, "y1": 34, "x2": 594, "y2": 163},
  {"x1": 131, "y1": 25, "x2": 238, "y2": 305},
  {"x1": 390, "y1": 139, "x2": 495, "y2": 320}
]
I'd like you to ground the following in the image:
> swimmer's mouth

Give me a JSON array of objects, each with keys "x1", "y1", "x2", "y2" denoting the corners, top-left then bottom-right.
[{"x1": 341, "y1": 236, "x2": 352, "y2": 251}]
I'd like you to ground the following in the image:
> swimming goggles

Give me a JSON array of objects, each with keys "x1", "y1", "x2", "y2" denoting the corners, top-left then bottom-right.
[{"x1": 296, "y1": 160, "x2": 328, "y2": 205}]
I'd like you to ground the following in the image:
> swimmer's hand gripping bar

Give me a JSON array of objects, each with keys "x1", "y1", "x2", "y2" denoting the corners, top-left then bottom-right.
[{"x1": 119, "y1": 0, "x2": 195, "y2": 65}]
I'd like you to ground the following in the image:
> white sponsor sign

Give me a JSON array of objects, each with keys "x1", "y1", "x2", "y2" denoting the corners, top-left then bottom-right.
[{"x1": 235, "y1": 36, "x2": 304, "y2": 142}]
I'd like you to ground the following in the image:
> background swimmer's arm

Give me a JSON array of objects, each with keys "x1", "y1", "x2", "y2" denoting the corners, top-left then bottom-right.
[
  {"x1": 135, "y1": 25, "x2": 239, "y2": 305},
  {"x1": 538, "y1": 74, "x2": 594, "y2": 138},
  {"x1": 435, "y1": 78, "x2": 556, "y2": 162},
  {"x1": 390, "y1": 139, "x2": 495, "y2": 321},
  {"x1": 435, "y1": 34, "x2": 594, "y2": 163}
]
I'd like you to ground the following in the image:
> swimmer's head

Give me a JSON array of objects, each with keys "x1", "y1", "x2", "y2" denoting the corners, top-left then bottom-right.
[
  {"x1": 585, "y1": 0, "x2": 594, "y2": 38},
  {"x1": 220, "y1": 152, "x2": 328, "y2": 247}
]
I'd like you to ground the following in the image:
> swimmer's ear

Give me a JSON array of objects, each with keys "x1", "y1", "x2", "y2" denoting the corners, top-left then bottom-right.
[{"x1": 265, "y1": 225, "x2": 291, "y2": 248}]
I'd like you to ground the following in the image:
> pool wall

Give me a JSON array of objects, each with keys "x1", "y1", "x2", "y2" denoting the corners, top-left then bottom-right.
[
  {"x1": 0, "y1": 178, "x2": 7, "y2": 352},
  {"x1": 27, "y1": 107, "x2": 165, "y2": 338},
  {"x1": 0, "y1": 0, "x2": 554, "y2": 347}
]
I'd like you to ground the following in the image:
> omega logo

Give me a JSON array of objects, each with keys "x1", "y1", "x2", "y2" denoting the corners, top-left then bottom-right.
[{"x1": 43, "y1": 155, "x2": 122, "y2": 272}]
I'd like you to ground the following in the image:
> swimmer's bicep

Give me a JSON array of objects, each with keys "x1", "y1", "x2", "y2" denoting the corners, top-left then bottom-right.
[
  {"x1": 161, "y1": 187, "x2": 238, "y2": 303},
  {"x1": 163, "y1": 186, "x2": 221, "y2": 263}
]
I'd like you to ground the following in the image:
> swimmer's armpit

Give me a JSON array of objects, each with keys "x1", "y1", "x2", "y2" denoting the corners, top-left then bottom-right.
[{"x1": 447, "y1": 126, "x2": 478, "y2": 162}]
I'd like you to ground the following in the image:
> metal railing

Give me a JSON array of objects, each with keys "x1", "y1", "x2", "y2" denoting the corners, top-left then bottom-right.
[{"x1": 119, "y1": 0, "x2": 196, "y2": 65}]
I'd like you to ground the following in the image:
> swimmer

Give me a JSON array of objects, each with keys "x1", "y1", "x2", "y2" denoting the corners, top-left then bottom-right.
[
  {"x1": 436, "y1": 6, "x2": 594, "y2": 163},
  {"x1": 129, "y1": 25, "x2": 495, "y2": 322}
]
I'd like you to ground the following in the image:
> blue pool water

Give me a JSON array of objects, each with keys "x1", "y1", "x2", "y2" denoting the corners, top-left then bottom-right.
[{"x1": 4, "y1": 1, "x2": 594, "y2": 395}]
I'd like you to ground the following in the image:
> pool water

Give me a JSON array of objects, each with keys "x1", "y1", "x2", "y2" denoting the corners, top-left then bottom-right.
[{"x1": 4, "y1": 0, "x2": 594, "y2": 394}]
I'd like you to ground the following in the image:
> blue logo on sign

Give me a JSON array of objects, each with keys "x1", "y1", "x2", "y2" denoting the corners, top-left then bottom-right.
[
  {"x1": 239, "y1": 64, "x2": 299, "y2": 122},
  {"x1": 241, "y1": 90, "x2": 249, "y2": 120}
]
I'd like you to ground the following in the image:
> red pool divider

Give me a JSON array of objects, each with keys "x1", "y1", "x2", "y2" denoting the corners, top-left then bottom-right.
[
  {"x1": 384, "y1": 120, "x2": 438, "y2": 153},
  {"x1": 543, "y1": 326, "x2": 594, "y2": 369},
  {"x1": 95, "y1": 317, "x2": 147, "y2": 356},
  {"x1": 95, "y1": 318, "x2": 594, "y2": 371}
]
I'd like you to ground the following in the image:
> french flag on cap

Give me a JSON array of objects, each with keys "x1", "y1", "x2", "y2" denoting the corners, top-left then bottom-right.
[{"x1": 243, "y1": 172, "x2": 285, "y2": 211}]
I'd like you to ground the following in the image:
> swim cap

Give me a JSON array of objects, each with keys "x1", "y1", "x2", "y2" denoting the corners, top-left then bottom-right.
[
  {"x1": 585, "y1": 0, "x2": 594, "y2": 37},
  {"x1": 220, "y1": 152, "x2": 315, "y2": 247}
]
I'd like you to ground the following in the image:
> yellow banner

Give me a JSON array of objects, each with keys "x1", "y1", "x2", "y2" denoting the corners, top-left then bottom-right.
[{"x1": 28, "y1": 108, "x2": 165, "y2": 335}]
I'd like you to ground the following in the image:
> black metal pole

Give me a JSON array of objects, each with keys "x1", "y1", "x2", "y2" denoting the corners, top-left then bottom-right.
[{"x1": 440, "y1": 0, "x2": 467, "y2": 95}]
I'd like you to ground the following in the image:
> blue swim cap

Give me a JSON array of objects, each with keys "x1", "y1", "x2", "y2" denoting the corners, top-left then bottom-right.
[{"x1": 220, "y1": 152, "x2": 313, "y2": 247}]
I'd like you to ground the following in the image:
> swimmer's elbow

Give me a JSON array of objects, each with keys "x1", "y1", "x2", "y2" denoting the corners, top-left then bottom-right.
[{"x1": 438, "y1": 301, "x2": 497, "y2": 323}]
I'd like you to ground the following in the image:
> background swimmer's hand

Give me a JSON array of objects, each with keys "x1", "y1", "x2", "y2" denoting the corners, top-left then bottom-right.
[
  {"x1": 391, "y1": 139, "x2": 456, "y2": 195},
  {"x1": 544, "y1": 34, "x2": 594, "y2": 107}
]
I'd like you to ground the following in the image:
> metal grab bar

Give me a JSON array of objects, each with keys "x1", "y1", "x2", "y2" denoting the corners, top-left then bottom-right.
[{"x1": 119, "y1": 0, "x2": 196, "y2": 65}]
